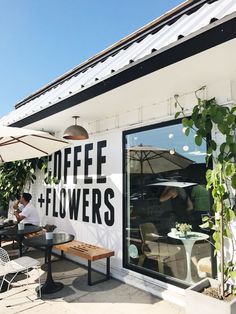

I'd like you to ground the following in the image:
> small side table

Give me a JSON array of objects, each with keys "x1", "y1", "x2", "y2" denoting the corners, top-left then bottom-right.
[
  {"x1": 24, "y1": 232, "x2": 74, "y2": 294},
  {"x1": 168, "y1": 231, "x2": 209, "y2": 284}
]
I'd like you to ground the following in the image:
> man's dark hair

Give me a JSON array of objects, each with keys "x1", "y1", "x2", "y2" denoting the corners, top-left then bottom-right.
[{"x1": 22, "y1": 193, "x2": 32, "y2": 202}]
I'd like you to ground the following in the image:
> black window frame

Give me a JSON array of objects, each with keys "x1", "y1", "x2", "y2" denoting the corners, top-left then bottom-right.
[{"x1": 122, "y1": 118, "x2": 216, "y2": 288}]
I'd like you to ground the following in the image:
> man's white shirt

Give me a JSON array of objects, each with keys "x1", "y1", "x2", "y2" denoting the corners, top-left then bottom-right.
[{"x1": 20, "y1": 203, "x2": 40, "y2": 225}]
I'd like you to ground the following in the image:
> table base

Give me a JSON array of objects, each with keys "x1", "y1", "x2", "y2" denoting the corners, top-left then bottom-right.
[{"x1": 39, "y1": 282, "x2": 64, "y2": 294}]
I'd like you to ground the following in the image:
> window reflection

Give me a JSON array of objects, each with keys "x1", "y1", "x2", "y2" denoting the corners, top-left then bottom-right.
[{"x1": 124, "y1": 121, "x2": 213, "y2": 285}]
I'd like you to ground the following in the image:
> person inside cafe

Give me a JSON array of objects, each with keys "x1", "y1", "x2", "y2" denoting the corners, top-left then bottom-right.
[
  {"x1": 14, "y1": 192, "x2": 40, "y2": 226},
  {"x1": 183, "y1": 164, "x2": 211, "y2": 230},
  {"x1": 159, "y1": 186, "x2": 193, "y2": 224}
]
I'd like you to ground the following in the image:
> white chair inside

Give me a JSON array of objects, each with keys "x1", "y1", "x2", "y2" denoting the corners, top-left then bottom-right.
[{"x1": 0, "y1": 247, "x2": 41, "y2": 298}]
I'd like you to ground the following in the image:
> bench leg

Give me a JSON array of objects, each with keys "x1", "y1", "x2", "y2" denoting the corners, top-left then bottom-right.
[
  {"x1": 106, "y1": 257, "x2": 110, "y2": 280},
  {"x1": 88, "y1": 257, "x2": 111, "y2": 286},
  {"x1": 88, "y1": 260, "x2": 92, "y2": 285}
]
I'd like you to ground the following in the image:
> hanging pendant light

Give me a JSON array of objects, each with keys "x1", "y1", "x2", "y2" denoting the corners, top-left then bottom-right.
[{"x1": 63, "y1": 116, "x2": 89, "y2": 140}]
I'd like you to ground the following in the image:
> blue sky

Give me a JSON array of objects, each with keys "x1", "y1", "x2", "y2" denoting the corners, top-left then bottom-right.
[{"x1": 0, "y1": 0, "x2": 184, "y2": 118}]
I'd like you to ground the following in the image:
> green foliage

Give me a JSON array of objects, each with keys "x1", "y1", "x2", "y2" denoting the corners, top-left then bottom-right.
[
  {"x1": 175, "y1": 91, "x2": 236, "y2": 298},
  {"x1": 0, "y1": 157, "x2": 49, "y2": 203}
]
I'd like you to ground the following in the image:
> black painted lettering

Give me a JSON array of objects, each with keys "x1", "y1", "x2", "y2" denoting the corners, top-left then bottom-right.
[
  {"x1": 97, "y1": 140, "x2": 107, "y2": 183},
  {"x1": 53, "y1": 151, "x2": 62, "y2": 180},
  {"x1": 84, "y1": 143, "x2": 93, "y2": 184},
  {"x1": 92, "y1": 189, "x2": 102, "y2": 224},
  {"x1": 73, "y1": 146, "x2": 81, "y2": 184},
  {"x1": 68, "y1": 189, "x2": 81, "y2": 220},
  {"x1": 64, "y1": 147, "x2": 71, "y2": 184},
  {"x1": 52, "y1": 188, "x2": 58, "y2": 217},
  {"x1": 104, "y1": 188, "x2": 115, "y2": 226},
  {"x1": 45, "y1": 188, "x2": 51, "y2": 216},
  {"x1": 82, "y1": 189, "x2": 90, "y2": 222},
  {"x1": 59, "y1": 188, "x2": 66, "y2": 218}
]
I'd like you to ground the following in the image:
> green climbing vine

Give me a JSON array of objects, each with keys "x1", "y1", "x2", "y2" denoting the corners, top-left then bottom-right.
[{"x1": 175, "y1": 87, "x2": 236, "y2": 298}]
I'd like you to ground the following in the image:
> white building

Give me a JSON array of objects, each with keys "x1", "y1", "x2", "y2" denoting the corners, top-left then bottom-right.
[{"x1": 1, "y1": 0, "x2": 236, "y2": 305}]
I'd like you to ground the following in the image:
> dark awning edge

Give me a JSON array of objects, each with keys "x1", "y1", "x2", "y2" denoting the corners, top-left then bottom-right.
[{"x1": 10, "y1": 15, "x2": 236, "y2": 128}]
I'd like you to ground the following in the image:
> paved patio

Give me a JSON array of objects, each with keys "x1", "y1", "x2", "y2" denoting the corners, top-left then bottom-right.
[{"x1": 0, "y1": 242, "x2": 185, "y2": 314}]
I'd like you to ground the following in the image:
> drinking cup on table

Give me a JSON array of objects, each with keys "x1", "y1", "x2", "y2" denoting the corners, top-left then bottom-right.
[
  {"x1": 171, "y1": 228, "x2": 177, "y2": 235},
  {"x1": 18, "y1": 222, "x2": 24, "y2": 230}
]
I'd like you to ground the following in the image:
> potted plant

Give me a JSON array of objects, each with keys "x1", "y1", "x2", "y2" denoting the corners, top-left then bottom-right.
[
  {"x1": 43, "y1": 224, "x2": 57, "y2": 240},
  {"x1": 176, "y1": 222, "x2": 192, "y2": 237},
  {"x1": 175, "y1": 88, "x2": 236, "y2": 313}
]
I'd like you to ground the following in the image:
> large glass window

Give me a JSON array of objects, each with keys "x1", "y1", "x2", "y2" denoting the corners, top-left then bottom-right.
[{"x1": 124, "y1": 120, "x2": 214, "y2": 286}]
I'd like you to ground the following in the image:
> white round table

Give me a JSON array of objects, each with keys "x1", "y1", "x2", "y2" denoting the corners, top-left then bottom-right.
[{"x1": 168, "y1": 231, "x2": 209, "y2": 284}]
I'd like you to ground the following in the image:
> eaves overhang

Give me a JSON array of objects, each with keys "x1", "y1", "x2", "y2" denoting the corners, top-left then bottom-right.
[
  {"x1": 14, "y1": 0, "x2": 212, "y2": 110},
  {"x1": 10, "y1": 13, "x2": 236, "y2": 128}
]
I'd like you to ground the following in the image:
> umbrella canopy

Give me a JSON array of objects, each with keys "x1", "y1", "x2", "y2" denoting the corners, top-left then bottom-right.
[
  {"x1": 0, "y1": 126, "x2": 69, "y2": 162},
  {"x1": 148, "y1": 181, "x2": 197, "y2": 188},
  {"x1": 127, "y1": 145, "x2": 194, "y2": 174}
]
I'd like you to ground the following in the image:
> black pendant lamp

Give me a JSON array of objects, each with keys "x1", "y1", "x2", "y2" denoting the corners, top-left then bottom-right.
[{"x1": 63, "y1": 116, "x2": 89, "y2": 140}]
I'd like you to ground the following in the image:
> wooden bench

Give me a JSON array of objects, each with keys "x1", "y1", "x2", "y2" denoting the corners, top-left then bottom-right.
[{"x1": 54, "y1": 240, "x2": 115, "y2": 286}]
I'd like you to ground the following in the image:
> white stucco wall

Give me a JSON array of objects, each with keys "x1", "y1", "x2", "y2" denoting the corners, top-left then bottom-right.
[{"x1": 29, "y1": 68, "x2": 236, "y2": 306}]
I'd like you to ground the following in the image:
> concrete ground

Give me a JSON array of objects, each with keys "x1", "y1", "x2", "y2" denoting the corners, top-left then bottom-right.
[{"x1": 0, "y1": 242, "x2": 185, "y2": 314}]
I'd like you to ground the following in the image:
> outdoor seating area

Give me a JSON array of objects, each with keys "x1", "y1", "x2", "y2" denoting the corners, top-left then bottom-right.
[{"x1": 0, "y1": 240, "x2": 184, "y2": 314}]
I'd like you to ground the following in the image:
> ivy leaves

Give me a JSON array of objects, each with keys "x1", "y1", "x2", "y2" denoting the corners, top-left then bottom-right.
[
  {"x1": 176, "y1": 95, "x2": 236, "y2": 210},
  {"x1": 176, "y1": 97, "x2": 236, "y2": 163},
  {"x1": 175, "y1": 93, "x2": 236, "y2": 296}
]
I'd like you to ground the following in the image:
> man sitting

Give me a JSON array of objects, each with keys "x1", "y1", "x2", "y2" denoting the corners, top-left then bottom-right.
[
  {"x1": 13, "y1": 193, "x2": 40, "y2": 253},
  {"x1": 14, "y1": 193, "x2": 40, "y2": 226}
]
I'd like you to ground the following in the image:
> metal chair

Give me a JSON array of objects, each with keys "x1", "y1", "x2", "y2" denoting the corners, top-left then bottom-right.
[
  {"x1": 0, "y1": 247, "x2": 41, "y2": 297},
  {"x1": 138, "y1": 222, "x2": 181, "y2": 275}
]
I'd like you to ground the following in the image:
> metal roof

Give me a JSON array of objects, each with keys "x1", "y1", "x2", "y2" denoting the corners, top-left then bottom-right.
[{"x1": 1, "y1": 0, "x2": 236, "y2": 126}]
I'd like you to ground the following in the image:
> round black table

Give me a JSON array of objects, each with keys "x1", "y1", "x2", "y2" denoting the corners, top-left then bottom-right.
[
  {"x1": 23, "y1": 232, "x2": 74, "y2": 295},
  {"x1": 0, "y1": 224, "x2": 42, "y2": 256}
]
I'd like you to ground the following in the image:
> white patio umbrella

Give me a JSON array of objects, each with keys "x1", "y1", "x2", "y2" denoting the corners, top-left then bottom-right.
[
  {"x1": 148, "y1": 182, "x2": 197, "y2": 188},
  {"x1": 127, "y1": 144, "x2": 194, "y2": 174},
  {"x1": 0, "y1": 126, "x2": 69, "y2": 162},
  {"x1": 126, "y1": 144, "x2": 194, "y2": 198}
]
